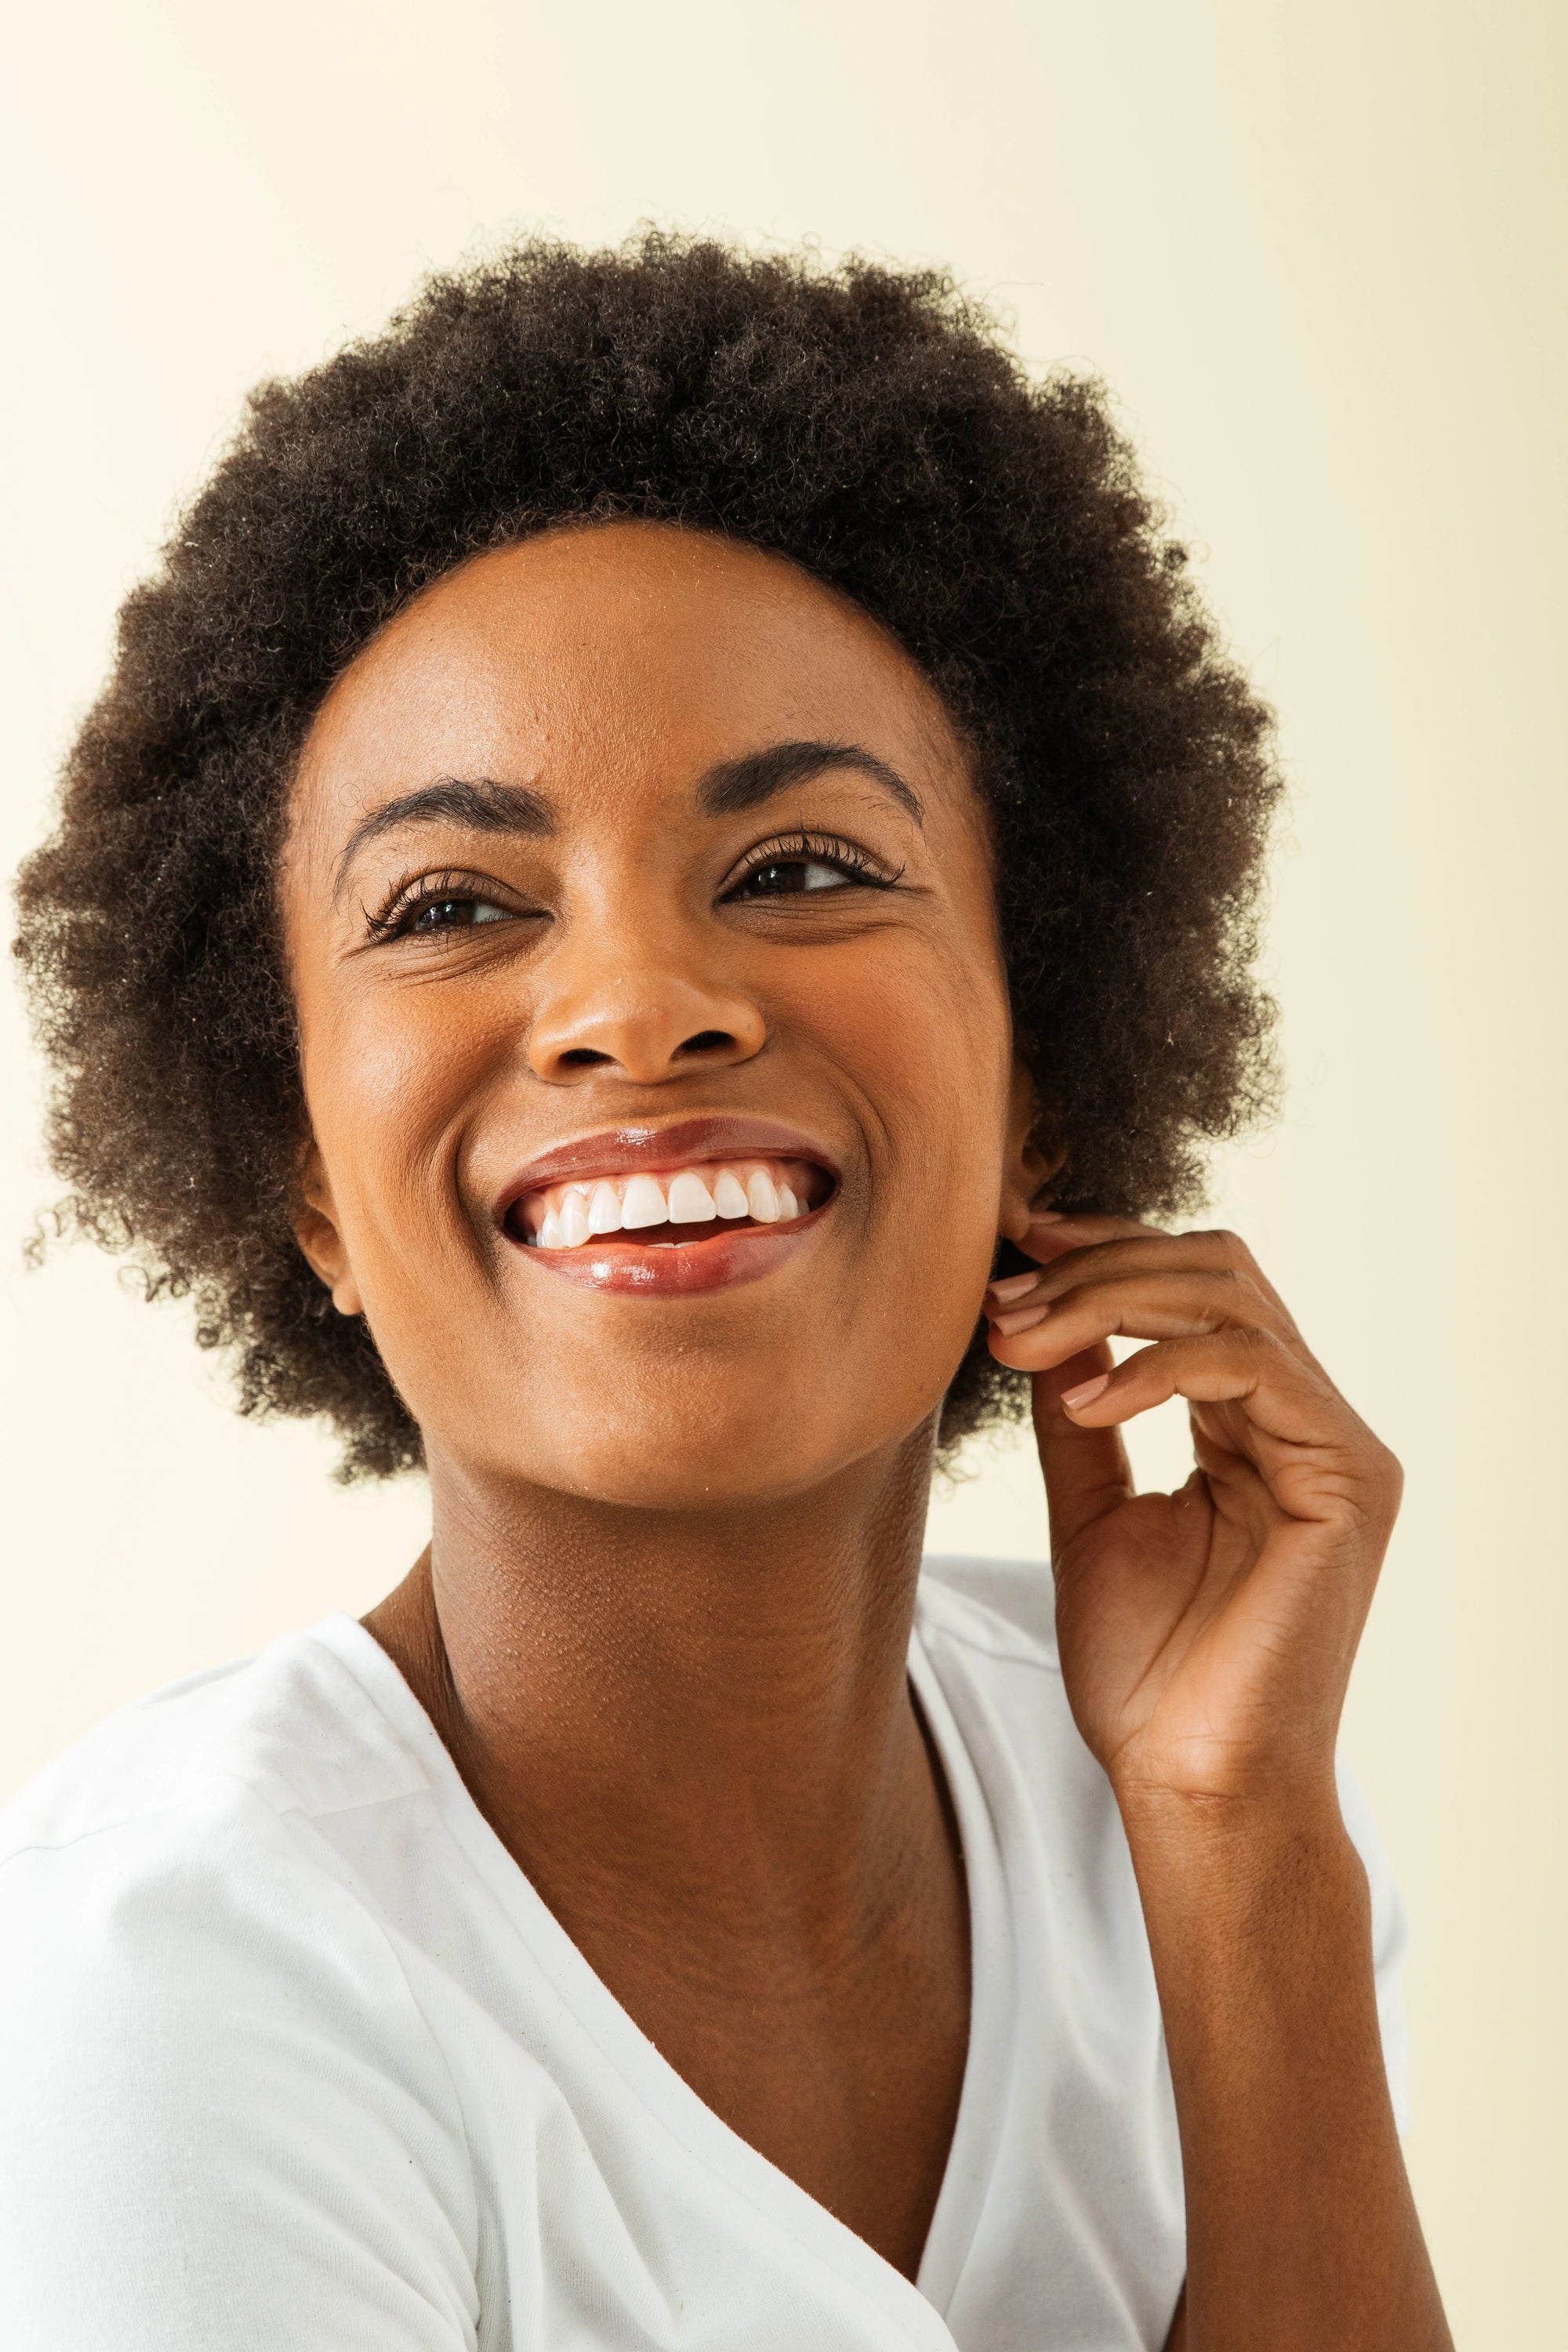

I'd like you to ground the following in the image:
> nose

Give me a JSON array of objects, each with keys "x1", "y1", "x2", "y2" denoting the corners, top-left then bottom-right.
[{"x1": 525, "y1": 944, "x2": 768, "y2": 1085}]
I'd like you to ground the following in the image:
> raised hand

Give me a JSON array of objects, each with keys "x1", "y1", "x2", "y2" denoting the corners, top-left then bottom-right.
[
  {"x1": 984, "y1": 1214, "x2": 1403, "y2": 1814},
  {"x1": 986, "y1": 1213, "x2": 1450, "y2": 2349}
]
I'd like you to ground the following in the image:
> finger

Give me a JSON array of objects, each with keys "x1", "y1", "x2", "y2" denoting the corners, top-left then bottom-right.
[
  {"x1": 985, "y1": 1269, "x2": 1293, "y2": 1367},
  {"x1": 1027, "y1": 1341, "x2": 1138, "y2": 1563},
  {"x1": 1056, "y1": 1327, "x2": 1356, "y2": 1459},
  {"x1": 991, "y1": 1224, "x2": 1294, "y2": 1326},
  {"x1": 1009, "y1": 1210, "x2": 1166, "y2": 1271}
]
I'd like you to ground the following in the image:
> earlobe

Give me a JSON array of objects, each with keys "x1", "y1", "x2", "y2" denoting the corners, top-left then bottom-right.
[
  {"x1": 293, "y1": 1148, "x2": 364, "y2": 1318},
  {"x1": 998, "y1": 1062, "x2": 1065, "y2": 1243}
]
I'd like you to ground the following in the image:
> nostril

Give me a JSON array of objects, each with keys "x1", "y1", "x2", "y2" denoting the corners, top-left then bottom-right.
[
  {"x1": 559, "y1": 1047, "x2": 615, "y2": 1068},
  {"x1": 677, "y1": 1030, "x2": 735, "y2": 1057}
]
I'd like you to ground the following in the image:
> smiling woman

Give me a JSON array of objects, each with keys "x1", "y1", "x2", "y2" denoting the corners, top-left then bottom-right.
[
  {"x1": 281, "y1": 521, "x2": 1032, "y2": 1505},
  {"x1": 3, "y1": 236, "x2": 1450, "y2": 2351},
  {"x1": 13, "y1": 233, "x2": 1282, "y2": 1480}
]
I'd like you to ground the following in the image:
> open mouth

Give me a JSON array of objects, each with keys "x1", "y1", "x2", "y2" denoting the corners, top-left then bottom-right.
[{"x1": 505, "y1": 1155, "x2": 831, "y2": 1252}]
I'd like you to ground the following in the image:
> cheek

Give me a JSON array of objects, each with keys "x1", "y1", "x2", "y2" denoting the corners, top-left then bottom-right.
[
  {"x1": 800, "y1": 957, "x2": 1011, "y2": 1450},
  {"x1": 296, "y1": 982, "x2": 513, "y2": 1443},
  {"x1": 297, "y1": 975, "x2": 499, "y2": 1263},
  {"x1": 809, "y1": 938, "x2": 1014, "y2": 1214},
  {"x1": 775, "y1": 934, "x2": 1013, "y2": 1414}
]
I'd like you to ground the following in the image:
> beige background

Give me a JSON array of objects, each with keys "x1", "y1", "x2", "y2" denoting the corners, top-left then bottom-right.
[{"x1": 3, "y1": 1, "x2": 1563, "y2": 2336}]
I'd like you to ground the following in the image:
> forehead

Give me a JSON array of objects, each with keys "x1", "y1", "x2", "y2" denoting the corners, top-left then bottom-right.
[{"x1": 295, "y1": 521, "x2": 964, "y2": 824}]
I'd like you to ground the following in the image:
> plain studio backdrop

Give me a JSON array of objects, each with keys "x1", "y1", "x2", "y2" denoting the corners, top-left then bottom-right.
[{"x1": 2, "y1": 1, "x2": 1563, "y2": 2337}]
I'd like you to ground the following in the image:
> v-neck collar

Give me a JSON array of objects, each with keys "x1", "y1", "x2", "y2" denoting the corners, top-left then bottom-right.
[
  {"x1": 312, "y1": 1599, "x2": 1010, "y2": 2349},
  {"x1": 906, "y1": 1626, "x2": 1011, "y2": 2318}
]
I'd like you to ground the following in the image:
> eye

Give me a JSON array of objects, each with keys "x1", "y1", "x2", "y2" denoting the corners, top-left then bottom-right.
[
  {"x1": 405, "y1": 893, "x2": 512, "y2": 935},
  {"x1": 733, "y1": 856, "x2": 851, "y2": 898},
  {"x1": 365, "y1": 871, "x2": 532, "y2": 943},
  {"x1": 722, "y1": 833, "x2": 898, "y2": 902}
]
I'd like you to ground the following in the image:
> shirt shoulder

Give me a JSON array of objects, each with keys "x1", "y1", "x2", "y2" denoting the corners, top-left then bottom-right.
[
  {"x1": 0, "y1": 1623, "x2": 481, "y2": 2350},
  {"x1": 916, "y1": 1552, "x2": 1412, "y2": 2133},
  {"x1": 914, "y1": 1553, "x2": 1124, "y2": 1897},
  {"x1": 916, "y1": 1552, "x2": 1061, "y2": 1669},
  {"x1": 0, "y1": 1615, "x2": 430, "y2": 1864}
]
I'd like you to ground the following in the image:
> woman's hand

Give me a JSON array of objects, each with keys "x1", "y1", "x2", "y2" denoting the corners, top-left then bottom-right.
[
  {"x1": 984, "y1": 1213, "x2": 1403, "y2": 1815},
  {"x1": 988, "y1": 1218, "x2": 1453, "y2": 2351}
]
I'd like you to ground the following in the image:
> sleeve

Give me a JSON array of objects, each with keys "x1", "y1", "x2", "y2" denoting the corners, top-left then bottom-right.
[
  {"x1": 1335, "y1": 1755, "x2": 1413, "y2": 2135},
  {"x1": 0, "y1": 1796, "x2": 481, "y2": 2351}
]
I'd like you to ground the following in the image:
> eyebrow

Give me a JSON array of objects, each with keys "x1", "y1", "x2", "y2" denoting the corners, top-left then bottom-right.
[
  {"x1": 332, "y1": 739, "x2": 923, "y2": 898},
  {"x1": 333, "y1": 777, "x2": 553, "y2": 898},
  {"x1": 697, "y1": 740, "x2": 924, "y2": 824}
]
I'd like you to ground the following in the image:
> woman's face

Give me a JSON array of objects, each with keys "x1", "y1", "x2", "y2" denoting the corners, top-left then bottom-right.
[{"x1": 283, "y1": 521, "x2": 1038, "y2": 1508}]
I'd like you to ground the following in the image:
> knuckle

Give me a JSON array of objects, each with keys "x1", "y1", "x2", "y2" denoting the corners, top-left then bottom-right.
[
  {"x1": 1373, "y1": 1440, "x2": 1405, "y2": 1504},
  {"x1": 1192, "y1": 1225, "x2": 1258, "y2": 1276},
  {"x1": 1203, "y1": 1263, "x2": 1257, "y2": 1310}
]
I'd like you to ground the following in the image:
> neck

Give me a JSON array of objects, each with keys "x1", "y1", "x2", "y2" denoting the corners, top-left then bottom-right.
[
  {"x1": 366, "y1": 1421, "x2": 942, "y2": 1944},
  {"x1": 365, "y1": 1417, "x2": 972, "y2": 2281}
]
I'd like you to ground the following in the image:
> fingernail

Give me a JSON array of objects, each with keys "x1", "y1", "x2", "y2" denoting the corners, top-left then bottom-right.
[
  {"x1": 1029, "y1": 1210, "x2": 1067, "y2": 1225},
  {"x1": 1060, "y1": 1372, "x2": 1111, "y2": 1410},
  {"x1": 991, "y1": 1302, "x2": 1051, "y2": 1335},
  {"x1": 986, "y1": 1271, "x2": 1040, "y2": 1302}
]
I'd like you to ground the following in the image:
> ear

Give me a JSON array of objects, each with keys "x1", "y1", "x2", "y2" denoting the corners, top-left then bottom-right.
[
  {"x1": 293, "y1": 1142, "x2": 364, "y2": 1317},
  {"x1": 997, "y1": 1059, "x2": 1065, "y2": 1244}
]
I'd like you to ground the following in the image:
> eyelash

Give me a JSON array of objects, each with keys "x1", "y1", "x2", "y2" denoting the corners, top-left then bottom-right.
[
  {"x1": 362, "y1": 869, "x2": 525, "y2": 942},
  {"x1": 720, "y1": 832, "x2": 902, "y2": 897},
  {"x1": 363, "y1": 831, "x2": 901, "y2": 944}
]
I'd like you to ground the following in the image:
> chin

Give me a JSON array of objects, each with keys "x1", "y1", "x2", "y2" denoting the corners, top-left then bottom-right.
[
  {"x1": 421, "y1": 1365, "x2": 938, "y2": 1515},
  {"x1": 508, "y1": 1421, "x2": 886, "y2": 1513},
  {"x1": 390, "y1": 1283, "x2": 967, "y2": 1512}
]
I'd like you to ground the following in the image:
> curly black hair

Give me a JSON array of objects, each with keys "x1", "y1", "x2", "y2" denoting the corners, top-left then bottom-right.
[{"x1": 14, "y1": 231, "x2": 1280, "y2": 1479}]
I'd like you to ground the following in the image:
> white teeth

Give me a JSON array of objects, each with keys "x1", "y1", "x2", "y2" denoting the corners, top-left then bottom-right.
[
  {"x1": 586, "y1": 1180, "x2": 623, "y2": 1235},
  {"x1": 524, "y1": 1158, "x2": 820, "y2": 1247},
  {"x1": 620, "y1": 1173, "x2": 669, "y2": 1229},
  {"x1": 746, "y1": 1169, "x2": 780, "y2": 1223},
  {"x1": 667, "y1": 1170, "x2": 717, "y2": 1223}
]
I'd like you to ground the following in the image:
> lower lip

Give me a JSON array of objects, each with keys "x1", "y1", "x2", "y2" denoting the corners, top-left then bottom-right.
[{"x1": 510, "y1": 1213, "x2": 823, "y2": 1294}]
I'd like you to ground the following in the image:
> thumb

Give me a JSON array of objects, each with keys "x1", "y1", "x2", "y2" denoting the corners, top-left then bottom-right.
[{"x1": 1031, "y1": 1341, "x2": 1135, "y2": 1565}]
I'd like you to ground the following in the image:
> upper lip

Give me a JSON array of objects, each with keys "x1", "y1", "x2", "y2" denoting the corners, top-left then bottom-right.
[{"x1": 494, "y1": 1115, "x2": 843, "y2": 1223}]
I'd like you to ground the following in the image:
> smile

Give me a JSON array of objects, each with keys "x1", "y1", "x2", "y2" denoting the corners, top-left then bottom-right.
[
  {"x1": 511, "y1": 1155, "x2": 825, "y2": 1249},
  {"x1": 497, "y1": 1120, "x2": 839, "y2": 1296}
]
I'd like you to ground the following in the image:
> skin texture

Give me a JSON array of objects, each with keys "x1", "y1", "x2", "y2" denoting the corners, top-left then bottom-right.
[{"x1": 283, "y1": 520, "x2": 1450, "y2": 2343}]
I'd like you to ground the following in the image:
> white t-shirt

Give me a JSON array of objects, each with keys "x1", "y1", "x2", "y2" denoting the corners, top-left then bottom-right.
[{"x1": 0, "y1": 1556, "x2": 1409, "y2": 2352}]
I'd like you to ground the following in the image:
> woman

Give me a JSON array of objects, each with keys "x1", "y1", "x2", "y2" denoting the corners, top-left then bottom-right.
[{"x1": 5, "y1": 237, "x2": 1450, "y2": 2348}]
